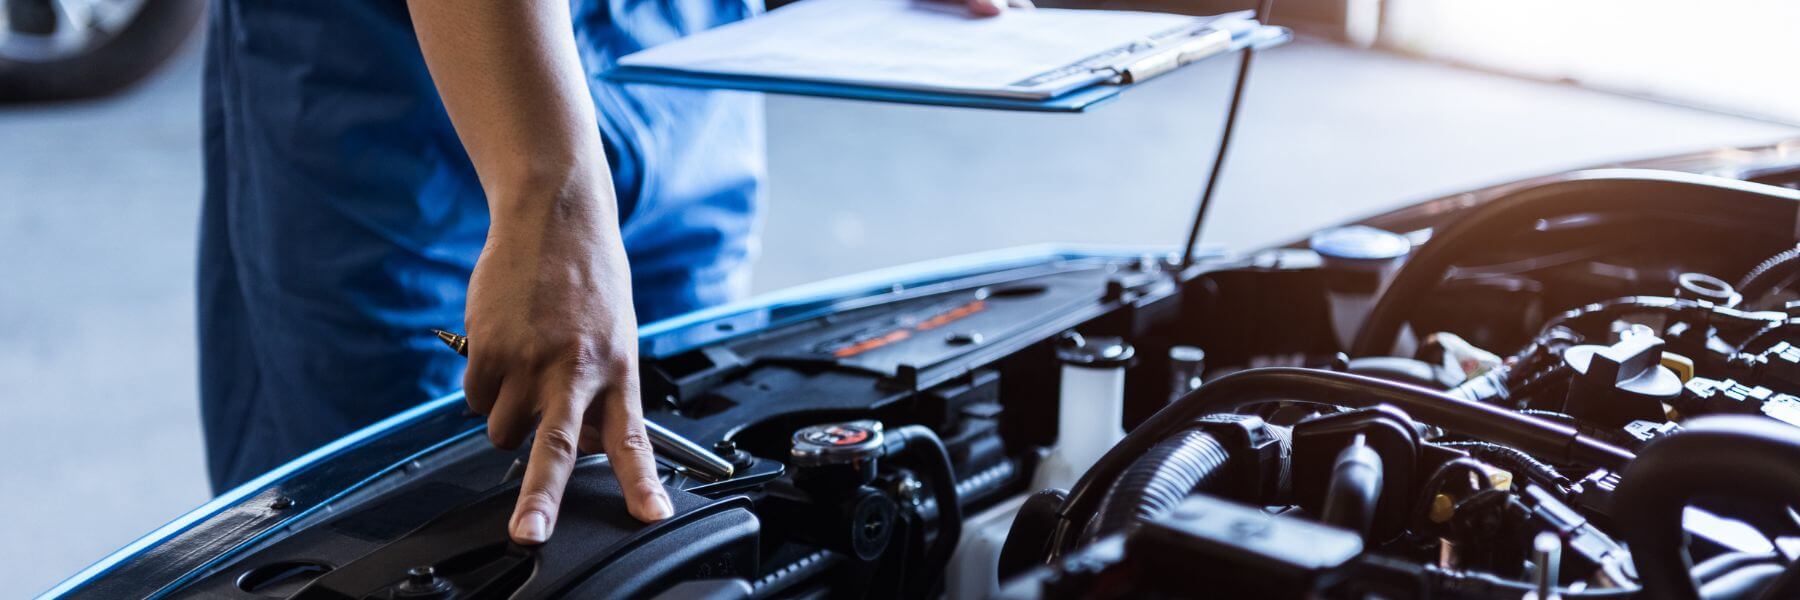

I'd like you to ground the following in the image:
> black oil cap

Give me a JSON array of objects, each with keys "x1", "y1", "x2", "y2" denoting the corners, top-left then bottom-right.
[{"x1": 1563, "y1": 335, "x2": 1683, "y2": 427}]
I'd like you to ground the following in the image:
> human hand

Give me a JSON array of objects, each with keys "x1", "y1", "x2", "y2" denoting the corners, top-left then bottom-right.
[
  {"x1": 965, "y1": 0, "x2": 1034, "y2": 17},
  {"x1": 462, "y1": 174, "x2": 671, "y2": 545}
]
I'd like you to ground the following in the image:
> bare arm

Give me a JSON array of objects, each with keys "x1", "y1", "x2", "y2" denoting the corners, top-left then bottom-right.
[{"x1": 406, "y1": 0, "x2": 670, "y2": 545}]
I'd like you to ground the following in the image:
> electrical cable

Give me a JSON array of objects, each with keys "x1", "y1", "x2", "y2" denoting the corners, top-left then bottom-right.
[
  {"x1": 1408, "y1": 457, "x2": 1498, "y2": 531},
  {"x1": 1539, "y1": 296, "x2": 1785, "y2": 337},
  {"x1": 1736, "y1": 319, "x2": 1800, "y2": 354},
  {"x1": 1432, "y1": 440, "x2": 1572, "y2": 495}
]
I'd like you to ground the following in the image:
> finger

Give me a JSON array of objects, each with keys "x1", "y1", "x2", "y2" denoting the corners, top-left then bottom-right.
[
  {"x1": 600, "y1": 378, "x2": 672, "y2": 523},
  {"x1": 463, "y1": 352, "x2": 502, "y2": 416},
  {"x1": 966, "y1": 0, "x2": 1004, "y2": 17},
  {"x1": 486, "y1": 377, "x2": 533, "y2": 450},
  {"x1": 511, "y1": 397, "x2": 586, "y2": 545}
]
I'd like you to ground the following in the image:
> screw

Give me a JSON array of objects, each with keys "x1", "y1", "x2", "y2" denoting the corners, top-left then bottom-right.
[
  {"x1": 893, "y1": 474, "x2": 925, "y2": 506},
  {"x1": 712, "y1": 439, "x2": 754, "y2": 470},
  {"x1": 397, "y1": 565, "x2": 451, "y2": 596},
  {"x1": 269, "y1": 496, "x2": 295, "y2": 510}
]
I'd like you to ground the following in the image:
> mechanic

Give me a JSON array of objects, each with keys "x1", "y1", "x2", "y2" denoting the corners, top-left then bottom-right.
[{"x1": 198, "y1": 0, "x2": 1025, "y2": 547}]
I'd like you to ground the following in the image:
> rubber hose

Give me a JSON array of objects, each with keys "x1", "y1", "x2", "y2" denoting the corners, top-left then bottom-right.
[
  {"x1": 1613, "y1": 416, "x2": 1800, "y2": 600},
  {"x1": 1518, "y1": 409, "x2": 1578, "y2": 424},
  {"x1": 1352, "y1": 170, "x2": 1800, "y2": 358},
  {"x1": 1048, "y1": 368, "x2": 1634, "y2": 559},
  {"x1": 1362, "y1": 558, "x2": 1639, "y2": 597},
  {"x1": 1347, "y1": 356, "x2": 1449, "y2": 389},
  {"x1": 883, "y1": 425, "x2": 962, "y2": 599},
  {"x1": 1757, "y1": 561, "x2": 1800, "y2": 600},
  {"x1": 1693, "y1": 551, "x2": 1781, "y2": 585},
  {"x1": 1089, "y1": 428, "x2": 1231, "y2": 539},
  {"x1": 1737, "y1": 245, "x2": 1800, "y2": 304},
  {"x1": 1700, "y1": 564, "x2": 1787, "y2": 600}
]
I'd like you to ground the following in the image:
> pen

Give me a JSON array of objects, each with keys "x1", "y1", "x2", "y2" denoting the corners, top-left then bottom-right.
[{"x1": 432, "y1": 329, "x2": 735, "y2": 482}]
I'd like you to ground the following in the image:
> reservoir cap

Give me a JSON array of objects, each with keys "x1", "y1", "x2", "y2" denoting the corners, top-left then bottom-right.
[{"x1": 1310, "y1": 225, "x2": 1411, "y2": 263}]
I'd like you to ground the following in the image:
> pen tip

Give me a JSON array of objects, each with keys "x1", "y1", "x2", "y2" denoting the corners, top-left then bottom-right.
[{"x1": 433, "y1": 329, "x2": 465, "y2": 355}]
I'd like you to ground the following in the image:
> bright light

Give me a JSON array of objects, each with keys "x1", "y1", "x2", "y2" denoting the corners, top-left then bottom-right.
[{"x1": 1384, "y1": 0, "x2": 1800, "y2": 123}]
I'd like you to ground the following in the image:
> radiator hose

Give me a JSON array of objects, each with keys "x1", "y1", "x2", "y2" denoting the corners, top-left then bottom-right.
[
  {"x1": 881, "y1": 425, "x2": 962, "y2": 599},
  {"x1": 1738, "y1": 244, "x2": 1800, "y2": 306},
  {"x1": 1088, "y1": 428, "x2": 1233, "y2": 539}
]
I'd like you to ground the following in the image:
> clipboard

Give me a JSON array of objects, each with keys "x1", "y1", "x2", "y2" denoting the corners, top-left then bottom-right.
[{"x1": 603, "y1": 3, "x2": 1290, "y2": 113}]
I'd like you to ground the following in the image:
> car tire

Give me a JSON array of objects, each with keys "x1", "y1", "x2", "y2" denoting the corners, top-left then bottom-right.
[{"x1": 0, "y1": 0, "x2": 205, "y2": 102}]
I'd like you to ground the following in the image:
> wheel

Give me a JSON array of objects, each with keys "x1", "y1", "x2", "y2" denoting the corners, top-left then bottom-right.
[{"x1": 0, "y1": 0, "x2": 204, "y2": 102}]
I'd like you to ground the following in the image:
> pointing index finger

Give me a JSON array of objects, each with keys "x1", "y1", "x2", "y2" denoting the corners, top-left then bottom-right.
[{"x1": 510, "y1": 398, "x2": 585, "y2": 545}]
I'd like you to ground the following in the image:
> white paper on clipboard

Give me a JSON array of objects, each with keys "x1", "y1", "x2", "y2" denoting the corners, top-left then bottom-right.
[{"x1": 617, "y1": 0, "x2": 1249, "y2": 100}]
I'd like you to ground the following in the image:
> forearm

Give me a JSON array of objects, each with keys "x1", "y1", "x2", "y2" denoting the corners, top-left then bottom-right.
[
  {"x1": 410, "y1": 1, "x2": 663, "y2": 540},
  {"x1": 406, "y1": 0, "x2": 615, "y2": 225}
]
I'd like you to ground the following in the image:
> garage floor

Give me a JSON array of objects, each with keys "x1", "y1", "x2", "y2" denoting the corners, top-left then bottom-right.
[{"x1": 1, "y1": 37, "x2": 1793, "y2": 596}]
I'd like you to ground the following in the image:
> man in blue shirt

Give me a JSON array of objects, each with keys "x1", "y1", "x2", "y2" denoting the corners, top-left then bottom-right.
[{"x1": 199, "y1": 0, "x2": 1023, "y2": 546}]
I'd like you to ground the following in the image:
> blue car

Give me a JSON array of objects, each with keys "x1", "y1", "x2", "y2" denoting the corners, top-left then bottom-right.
[{"x1": 40, "y1": 140, "x2": 1800, "y2": 599}]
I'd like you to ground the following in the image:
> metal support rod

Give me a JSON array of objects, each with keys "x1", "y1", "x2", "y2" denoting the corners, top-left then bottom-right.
[{"x1": 1178, "y1": 0, "x2": 1277, "y2": 273}]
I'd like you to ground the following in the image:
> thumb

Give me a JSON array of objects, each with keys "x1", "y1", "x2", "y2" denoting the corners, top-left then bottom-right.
[{"x1": 966, "y1": 0, "x2": 1004, "y2": 17}]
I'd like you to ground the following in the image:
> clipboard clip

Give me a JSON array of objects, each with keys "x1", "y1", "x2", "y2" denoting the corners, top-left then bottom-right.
[{"x1": 1115, "y1": 27, "x2": 1233, "y2": 85}]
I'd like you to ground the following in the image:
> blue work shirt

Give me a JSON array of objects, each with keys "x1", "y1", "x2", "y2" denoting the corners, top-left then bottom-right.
[{"x1": 198, "y1": 0, "x2": 765, "y2": 490}]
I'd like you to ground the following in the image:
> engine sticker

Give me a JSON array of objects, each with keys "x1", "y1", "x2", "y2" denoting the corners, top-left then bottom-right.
[{"x1": 820, "y1": 299, "x2": 989, "y2": 358}]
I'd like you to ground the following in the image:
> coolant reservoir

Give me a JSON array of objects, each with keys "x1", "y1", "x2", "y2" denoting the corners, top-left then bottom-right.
[
  {"x1": 1032, "y1": 333, "x2": 1135, "y2": 490},
  {"x1": 1311, "y1": 225, "x2": 1412, "y2": 352}
]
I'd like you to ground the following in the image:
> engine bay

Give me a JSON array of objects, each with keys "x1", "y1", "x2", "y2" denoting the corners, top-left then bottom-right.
[{"x1": 47, "y1": 149, "x2": 1800, "y2": 599}]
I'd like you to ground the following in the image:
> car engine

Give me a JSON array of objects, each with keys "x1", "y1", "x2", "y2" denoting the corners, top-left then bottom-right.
[{"x1": 44, "y1": 145, "x2": 1800, "y2": 599}]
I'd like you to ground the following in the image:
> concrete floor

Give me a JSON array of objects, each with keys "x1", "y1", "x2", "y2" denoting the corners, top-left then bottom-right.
[{"x1": 1, "y1": 37, "x2": 1792, "y2": 597}]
